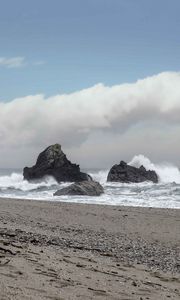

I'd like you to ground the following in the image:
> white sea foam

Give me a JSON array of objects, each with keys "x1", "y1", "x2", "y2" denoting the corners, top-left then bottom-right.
[
  {"x1": 89, "y1": 170, "x2": 109, "y2": 184},
  {"x1": 129, "y1": 154, "x2": 180, "y2": 184},
  {"x1": 0, "y1": 156, "x2": 180, "y2": 209},
  {"x1": 0, "y1": 173, "x2": 58, "y2": 191}
]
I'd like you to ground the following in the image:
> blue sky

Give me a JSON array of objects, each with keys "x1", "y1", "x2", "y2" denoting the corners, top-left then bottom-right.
[
  {"x1": 0, "y1": 0, "x2": 180, "y2": 167},
  {"x1": 0, "y1": 0, "x2": 180, "y2": 101}
]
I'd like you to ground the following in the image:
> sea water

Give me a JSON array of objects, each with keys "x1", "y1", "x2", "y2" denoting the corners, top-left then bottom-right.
[{"x1": 0, "y1": 155, "x2": 180, "y2": 209}]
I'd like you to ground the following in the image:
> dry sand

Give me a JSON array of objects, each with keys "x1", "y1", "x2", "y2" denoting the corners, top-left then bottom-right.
[{"x1": 0, "y1": 197, "x2": 179, "y2": 300}]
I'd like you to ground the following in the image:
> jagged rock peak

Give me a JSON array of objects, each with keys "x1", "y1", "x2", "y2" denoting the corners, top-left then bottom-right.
[{"x1": 23, "y1": 144, "x2": 91, "y2": 183}]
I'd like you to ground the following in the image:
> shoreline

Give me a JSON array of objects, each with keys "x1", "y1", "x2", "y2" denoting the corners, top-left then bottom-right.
[
  {"x1": 0, "y1": 197, "x2": 179, "y2": 299},
  {"x1": 0, "y1": 195, "x2": 180, "y2": 210}
]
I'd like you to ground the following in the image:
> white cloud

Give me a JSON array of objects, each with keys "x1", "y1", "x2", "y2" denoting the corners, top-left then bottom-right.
[
  {"x1": 0, "y1": 71, "x2": 180, "y2": 167},
  {"x1": 0, "y1": 56, "x2": 26, "y2": 68},
  {"x1": 0, "y1": 57, "x2": 46, "y2": 68}
]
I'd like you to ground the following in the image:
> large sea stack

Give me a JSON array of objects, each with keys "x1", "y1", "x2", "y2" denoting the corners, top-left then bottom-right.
[
  {"x1": 107, "y1": 161, "x2": 158, "y2": 183},
  {"x1": 23, "y1": 144, "x2": 91, "y2": 182}
]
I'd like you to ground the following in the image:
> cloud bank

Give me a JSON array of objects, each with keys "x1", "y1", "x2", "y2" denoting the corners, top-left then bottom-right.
[{"x1": 0, "y1": 71, "x2": 180, "y2": 167}]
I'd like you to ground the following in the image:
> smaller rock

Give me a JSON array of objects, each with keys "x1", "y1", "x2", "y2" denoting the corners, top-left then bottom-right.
[
  {"x1": 107, "y1": 161, "x2": 158, "y2": 183},
  {"x1": 54, "y1": 181, "x2": 104, "y2": 196}
]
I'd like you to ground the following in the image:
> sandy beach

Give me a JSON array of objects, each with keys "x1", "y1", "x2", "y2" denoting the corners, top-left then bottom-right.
[{"x1": 0, "y1": 198, "x2": 179, "y2": 300}]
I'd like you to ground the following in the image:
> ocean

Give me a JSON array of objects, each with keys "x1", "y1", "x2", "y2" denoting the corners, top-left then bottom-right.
[{"x1": 0, "y1": 155, "x2": 180, "y2": 209}]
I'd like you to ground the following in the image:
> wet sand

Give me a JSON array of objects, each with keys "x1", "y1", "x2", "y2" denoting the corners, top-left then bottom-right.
[{"x1": 0, "y1": 197, "x2": 179, "y2": 299}]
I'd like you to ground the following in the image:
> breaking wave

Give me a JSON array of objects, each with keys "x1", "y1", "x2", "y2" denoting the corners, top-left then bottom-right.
[
  {"x1": 89, "y1": 170, "x2": 109, "y2": 184},
  {"x1": 129, "y1": 155, "x2": 180, "y2": 184},
  {"x1": 0, "y1": 173, "x2": 58, "y2": 192}
]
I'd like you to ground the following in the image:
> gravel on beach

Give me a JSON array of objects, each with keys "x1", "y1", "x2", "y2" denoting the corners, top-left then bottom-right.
[{"x1": 0, "y1": 198, "x2": 179, "y2": 299}]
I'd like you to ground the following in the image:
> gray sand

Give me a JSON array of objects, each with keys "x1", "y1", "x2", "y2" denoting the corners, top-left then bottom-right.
[{"x1": 0, "y1": 198, "x2": 179, "y2": 299}]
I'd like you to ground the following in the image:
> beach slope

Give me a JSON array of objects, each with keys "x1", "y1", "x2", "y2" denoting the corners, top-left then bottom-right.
[{"x1": 0, "y1": 198, "x2": 179, "y2": 299}]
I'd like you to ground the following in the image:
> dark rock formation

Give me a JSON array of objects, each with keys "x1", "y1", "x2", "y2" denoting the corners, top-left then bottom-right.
[
  {"x1": 54, "y1": 181, "x2": 104, "y2": 196},
  {"x1": 107, "y1": 161, "x2": 158, "y2": 183},
  {"x1": 23, "y1": 144, "x2": 91, "y2": 182}
]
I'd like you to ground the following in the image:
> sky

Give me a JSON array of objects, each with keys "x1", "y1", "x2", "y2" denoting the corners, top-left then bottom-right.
[{"x1": 0, "y1": 0, "x2": 180, "y2": 168}]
